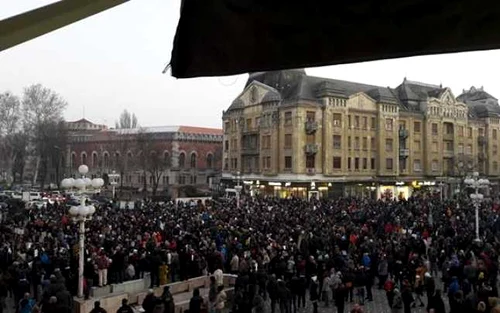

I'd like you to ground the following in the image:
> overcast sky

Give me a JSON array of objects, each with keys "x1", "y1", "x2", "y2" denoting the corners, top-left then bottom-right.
[{"x1": 2, "y1": 0, "x2": 500, "y2": 129}]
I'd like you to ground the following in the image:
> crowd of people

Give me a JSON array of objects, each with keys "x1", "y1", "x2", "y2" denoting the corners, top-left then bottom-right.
[{"x1": 0, "y1": 192, "x2": 500, "y2": 313}]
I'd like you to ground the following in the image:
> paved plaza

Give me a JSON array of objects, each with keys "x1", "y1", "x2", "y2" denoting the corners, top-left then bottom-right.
[
  {"x1": 273, "y1": 287, "x2": 435, "y2": 313},
  {"x1": 5, "y1": 285, "x2": 445, "y2": 313}
]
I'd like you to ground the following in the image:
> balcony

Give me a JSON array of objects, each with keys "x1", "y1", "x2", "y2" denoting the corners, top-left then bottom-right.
[
  {"x1": 305, "y1": 143, "x2": 319, "y2": 155},
  {"x1": 305, "y1": 120, "x2": 318, "y2": 134},
  {"x1": 241, "y1": 146, "x2": 260, "y2": 155},
  {"x1": 242, "y1": 126, "x2": 260, "y2": 134},
  {"x1": 443, "y1": 150, "x2": 454, "y2": 158},
  {"x1": 306, "y1": 168, "x2": 316, "y2": 175},
  {"x1": 478, "y1": 135, "x2": 487, "y2": 146},
  {"x1": 443, "y1": 133, "x2": 454, "y2": 140},
  {"x1": 399, "y1": 148, "x2": 410, "y2": 158},
  {"x1": 398, "y1": 128, "x2": 409, "y2": 139}
]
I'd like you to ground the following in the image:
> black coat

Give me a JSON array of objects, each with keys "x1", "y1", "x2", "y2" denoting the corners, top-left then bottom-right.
[
  {"x1": 189, "y1": 295, "x2": 203, "y2": 313},
  {"x1": 142, "y1": 294, "x2": 157, "y2": 313},
  {"x1": 427, "y1": 294, "x2": 445, "y2": 313},
  {"x1": 309, "y1": 280, "x2": 319, "y2": 302}
]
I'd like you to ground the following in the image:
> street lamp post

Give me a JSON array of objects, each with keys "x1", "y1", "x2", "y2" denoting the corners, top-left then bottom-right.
[
  {"x1": 235, "y1": 171, "x2": 242, "y2": 209},
  {"x1": 108, "y1": 170, "x2": 120, "y2": 199},
  {"x1": 464, "y1": 171, "x2": 490, "y2": 243},
  {"x1": 61, "y1": 165, "x2": 104, "y2": 298}
]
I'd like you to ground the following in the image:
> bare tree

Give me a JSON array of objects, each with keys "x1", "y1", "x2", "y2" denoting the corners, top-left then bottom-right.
[
  {"x1": 0, "y1": 92, "x2": 22, "y2": 184},
  {"x1": 135, "y1": 128, "x2": 169, "y2": 196},
  {"x1": 115, "y1": 110, "x2": 138, "y2": 129},
  {"x1": 147, "y1": 150, "x2": 167, "y2": 196},
  {"x1": 110, "y1": 131, "x2": 133, "y2": 193},
  {"x1": 22, "y1": 84, "x2": 68, "y2": 188},
  {"x1": 136, "y1": 128, "x2": 152, "y2": 195}
]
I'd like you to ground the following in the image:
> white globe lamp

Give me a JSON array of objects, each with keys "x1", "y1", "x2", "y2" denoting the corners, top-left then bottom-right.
[
  {"x1": 69, "y1": 206, "x2": 79, "y2": 216},
  {"x1": 78, "y1": 205, "x2": 90, "y2": 217},
  {"x1": 88, "y1": 205, "x2": 96, "y2": 215},
  {"x1": 83, "y1": 177, "x2": 92, "y2": 187},
  {"x1": 61, "y1": 178, "x2": 73, "y2": 189},
  {"x1": 74, "y1": 178, "x2": 85, "y2": 190},
  {"x1": 78, "y1": 165, "x2": 89, "y2": 175},
  {"x1": 91, "y1": 178, "x2": 103, "y2": 188}
]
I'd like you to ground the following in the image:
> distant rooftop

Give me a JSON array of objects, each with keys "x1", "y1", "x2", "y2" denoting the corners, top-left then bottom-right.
[{"x1": 112, "y1": 125, "x2": 222, "y2": 135}]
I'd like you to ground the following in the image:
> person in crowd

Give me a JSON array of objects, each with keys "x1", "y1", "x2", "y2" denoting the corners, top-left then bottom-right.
[
  {"x1": 208, "y1": 276, "x2": 218, "y2": 313},
  {"x1": 215, "y1": 285, "x2": 227, "y2": 313},
  {"x1": 189, "y1": 288, "x2": 203, "y2": 313},
  {"x1": 116, "y1": 298, "x2": 134, "y2": 313},
  {"x1": 334, "y1": 283, "x2": 347, "y2": 313},
  {"x1": 97, "y1": 250, "x2": 110, "y2": 287},
  {"x1": 90, "y1": 301, "x2": 107, "y2": 313},
  {"x1": 321, "y1": 272, "x2": 331, "y2": 307},
  {"x1": 17, "y1": 292, "x2": 35, "y2": 313},
  {"x1": 161, "y1": 286, "x2": 175, "y2": 313},
  {"x1": 427, "y1": 289, "x2": 446, "y2": 313},
  {"x1": 391, "y1": 289, "x2": 403, "y2": 313},
  {"x1": 377, "y1": 254, "x2": 389, "y2": 290},
  {"x1": 3, "y1": 193, "x2": 500, "y2": 313},
  {"x1": 142, "y1": 289, "x2": 157, "y2": 313},
  {"x1": 310, "y1": 276, "x2": 319, "y2": 313}
]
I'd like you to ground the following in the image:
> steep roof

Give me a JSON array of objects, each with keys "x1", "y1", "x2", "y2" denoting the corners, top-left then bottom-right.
[
  {"x1": 458, "y1": 86, "x2": 500, "y2": 118},
  {"x1": 234, "y1": 71, "x2": 500, "y2": 118},
  {"x1": 395, "y1": 79, "x2": 445, "y2": 102}
]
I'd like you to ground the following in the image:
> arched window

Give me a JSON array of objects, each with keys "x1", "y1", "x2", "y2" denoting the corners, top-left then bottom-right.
[
  {"x1": 81, "y1": 152, "x2": 87, "y2": 166},
  {"x1": 92, "y1": 152, "x2": 98, "y2": 168},
  {"x1": 127, "y1": 151, "x2": 133, "y2": 167},
  {"x1": 103, "y1": 152, "x2": 110, "y2": 168},
  {"x1": 115, "y1": 152, "x2": 120, "y2": 167},
  {"x1": 190, "y1": 152, "x2": 197, "y2": 168},
  {"x1": 179, "y1": 152, "x2": 185, "y2": 168},
  {"x1": 206, "y1": 153, "x2": 213, "y2": 169},
  {"x1": 164, "y1": 151, "x2": 171, "y2": 167},
  {"x1": 71, "y1": 152, "x2": 77, "y2": 169}
]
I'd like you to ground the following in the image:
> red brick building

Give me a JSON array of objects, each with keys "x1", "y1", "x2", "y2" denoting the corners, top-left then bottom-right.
[{"x1": 48, "y1": 119, "x2": 223, "y2": 197}]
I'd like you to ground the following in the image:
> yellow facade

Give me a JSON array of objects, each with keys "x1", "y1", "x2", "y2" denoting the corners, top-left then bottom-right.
[{"x1": 222, "y1": 73, "x2": 500, "y2": 198}]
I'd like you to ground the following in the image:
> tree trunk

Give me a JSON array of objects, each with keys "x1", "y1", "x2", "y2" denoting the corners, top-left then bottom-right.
[
  {"x1": 143, "y1": 170, "x2": 147, "y2": 198},
  {"x1": 55, "y1": 157, "x2": 61, "y2": 189},
  {"x1": 33, "y1": 156, "x2": 40, "y2": 186},
  {"x1": 40, "y1": 158, "x2": 47, "y2": 191}
]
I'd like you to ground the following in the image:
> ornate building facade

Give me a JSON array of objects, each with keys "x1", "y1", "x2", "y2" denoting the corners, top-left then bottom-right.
[
  {"x1": 46, "y1": 119, "x2": 223, "y2": 197},
  {"x1": 222, "y1": 70, "x2": 500, "y2": 199}
]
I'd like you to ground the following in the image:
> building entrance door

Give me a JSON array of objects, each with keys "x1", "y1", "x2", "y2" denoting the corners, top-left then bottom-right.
[{"x1": 308, "y1": 190, "x2": 319, "y2": 201}]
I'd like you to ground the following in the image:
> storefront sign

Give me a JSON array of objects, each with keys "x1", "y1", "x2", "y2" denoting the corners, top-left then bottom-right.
[
  {"x1": 418, "y1": 181, "x2": 436, "y2": 186},
  {"x1": 269, "y1": 182, "x2": 282, "y2": 186}
]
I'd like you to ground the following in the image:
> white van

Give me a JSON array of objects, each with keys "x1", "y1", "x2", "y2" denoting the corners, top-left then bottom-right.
[{"x1": 28, "y1": 192, "x2": 42, "y2": 200}]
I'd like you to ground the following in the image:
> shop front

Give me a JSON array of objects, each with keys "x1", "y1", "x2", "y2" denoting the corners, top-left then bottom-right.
[
  {"x1": 242, "y1": 180, "x2": 341, "y2": 199},
  {"x1": 377, "y1": 181, "x2": 412, "y2": 200}
]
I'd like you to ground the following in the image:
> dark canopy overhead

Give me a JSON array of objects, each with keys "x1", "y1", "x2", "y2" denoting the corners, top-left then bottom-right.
[{"x1": 171, "y1": 0, "x2": 500, "y2": 78}]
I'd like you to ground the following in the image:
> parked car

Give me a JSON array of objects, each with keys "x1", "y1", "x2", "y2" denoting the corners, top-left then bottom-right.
[
  {"x1": 12, "y1": 192, "x2": 23, "y2": 199},
  {"x1": 27, "y1": 200, "x2": 45, "y2": 209},
  {"x1": 66, "y1": 197, "x2": 80, "y2": 206},
  {"x1": 29, "y1": 192, "x2": 43, "y2": 200}
]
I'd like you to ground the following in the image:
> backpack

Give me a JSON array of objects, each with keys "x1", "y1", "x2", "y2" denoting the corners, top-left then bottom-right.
[
  {"x1": 19, "y1": 298, "x2": 35, "y2": 313},
  {"x1": 41, "y1": 253, "x2": 50, "y2": 265}
]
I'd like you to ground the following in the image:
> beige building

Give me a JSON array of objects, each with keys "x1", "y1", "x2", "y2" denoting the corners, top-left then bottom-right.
[{"x1": 222, "y1": 69, "x2": 500, "y2": 199}]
